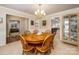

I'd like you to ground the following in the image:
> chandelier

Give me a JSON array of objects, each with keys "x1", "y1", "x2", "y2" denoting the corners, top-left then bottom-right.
[{"x1": 34, "y1": 4, "x2": 46, "y2": 19}]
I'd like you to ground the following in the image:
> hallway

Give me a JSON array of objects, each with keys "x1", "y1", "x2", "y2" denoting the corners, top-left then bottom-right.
[{"x1": 0, "y1": 30, "x2": 79, "y2": 55}]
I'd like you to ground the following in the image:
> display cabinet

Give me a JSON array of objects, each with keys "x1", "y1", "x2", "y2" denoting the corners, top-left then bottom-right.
[
  {"x1": 62, "y1": 14, "x2": 79, "y2": 45},
  {"x1": 63, "y1": 16, "x2": 69, "y2": 40}
]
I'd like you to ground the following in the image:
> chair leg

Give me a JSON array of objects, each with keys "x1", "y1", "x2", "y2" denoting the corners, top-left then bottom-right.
[
  {"x1": 42, "y1": 51, "x2": 49, "y2": 55},
  {"x1": 52, "y1": 44, "x2": 54, "y2": 49},
  {"x1": 35, "y1": 49, "x2": 37, "y2": 55},
  {"x1": 45, "y1": 52, "x2": 48, "y2": 55},
  {"x1": 41, "y1": 52, "x2": 45, "y2": 55},
  {"x1": 22, "y1": 50, "x2": 28, "y2": 55},
  {"x1": 22, "y1": 50, "x2": 24, "y2": 55},
  {"x1": 44, "y1": 49, "x2": 51, "y2": 55},
  {"x1": 51, "y1": 41, "x2": 54, "y2": 49},
  {"x1": 51, "y1": 46, "x2": 54, "y2": 49},
  {"x1": 48, "y1": 48, "x2": 51, "y2": 54}
]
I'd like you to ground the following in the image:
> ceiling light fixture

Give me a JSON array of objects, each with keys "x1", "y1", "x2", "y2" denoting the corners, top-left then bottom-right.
[{"x1": 34, "y1": 4, "x2": 46, "y2": 19}]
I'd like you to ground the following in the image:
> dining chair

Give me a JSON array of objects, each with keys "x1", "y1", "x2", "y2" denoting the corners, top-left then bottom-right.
[
  {"x1": 32, "y1": 29, "x2": 39, "y2": 34},
  {"x1": 19, "y1": 34, "x2": 34, "y2": 55},
  {"x1": 45, "y1": 29, "x2": 51, "y2": 33},
  {"x1": 50, "y1": 32, "x2": 56, "y2": 49},
  {"x1": 24, "y1": 30, "x2": 31, "y2": 35},
  {"x1": 35, "y1": 34, "x2": 53, "y2": 55}
]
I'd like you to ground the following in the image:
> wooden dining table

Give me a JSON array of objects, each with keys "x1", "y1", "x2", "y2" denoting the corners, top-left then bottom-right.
[
  {"x1": 22, "y1": 32, "x2": 53, "y2": 54},
  {"x1": 23, "y1": 33, "x2": 45, "y2": 44}
]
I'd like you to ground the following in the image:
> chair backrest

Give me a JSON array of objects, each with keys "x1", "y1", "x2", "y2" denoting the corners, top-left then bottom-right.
[
  {"x1": 42, "y1": 34, "x2": 54, "y2": 47},
  {"x1": 19, "y1": 34, "x2": 28, "y2": 49},
  {"x1": 24, "y1": 30, "x2": 31, "y2": 35},
  {"x1": 45, "y1": 29, "x2": 51, "y2": 33},
  {"x1": 33, "y1": 30, "x2": 39, "y2": 34}
]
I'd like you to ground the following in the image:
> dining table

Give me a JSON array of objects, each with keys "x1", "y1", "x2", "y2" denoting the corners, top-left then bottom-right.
[
  {"x1": 22, "y1": 32, "x2": 52, "y2": 44},
  {"x1": 23, "y1": 34, "x2": 45, "y2": 44},
  {"x1": 22, "y1": 32, "x2": 53, "y2": 54}
]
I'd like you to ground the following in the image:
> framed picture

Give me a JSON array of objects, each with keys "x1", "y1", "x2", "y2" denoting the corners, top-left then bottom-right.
[
  {"x1": 9, "y1": 20, "x2": 20, "y2": 33},
  {"x1": 31, "y1": 20, "x2": 34, "y2": 25},
  {"x1": 42, "y1": 20, "x2": 46, "y2": 26}
]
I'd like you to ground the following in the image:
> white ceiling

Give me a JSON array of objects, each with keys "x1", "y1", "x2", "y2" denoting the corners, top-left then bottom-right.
[{"x1": 0, "y1": 4, "x2": 79, "y2": 15}]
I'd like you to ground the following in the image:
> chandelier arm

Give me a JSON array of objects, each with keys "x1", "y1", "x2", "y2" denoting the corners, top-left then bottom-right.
[{"x1": 34, "y1": 4, "x2": 46, "y2": 19}]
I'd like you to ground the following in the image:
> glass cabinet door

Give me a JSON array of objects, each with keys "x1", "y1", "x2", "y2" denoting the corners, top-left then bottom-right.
[
  {"x1": 63, "y1": 16, "x2": 69, "y2": 40},
  {"x1": 70, "y1": 15, "x2": 77, "y2": 41}
]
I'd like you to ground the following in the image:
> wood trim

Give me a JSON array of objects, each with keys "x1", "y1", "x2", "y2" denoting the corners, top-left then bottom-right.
[{"x1": 77, "y1": 14, "x2": 79, "y2": 46}]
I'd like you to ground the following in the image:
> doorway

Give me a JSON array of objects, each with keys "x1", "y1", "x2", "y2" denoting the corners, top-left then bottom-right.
[{"x1": 6, "y1": 14, "x2": 28, "y2": 44}]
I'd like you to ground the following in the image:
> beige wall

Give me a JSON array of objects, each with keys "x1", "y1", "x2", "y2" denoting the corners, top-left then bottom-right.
[
  {"x1": 0, "y1": 6, "x2": 34, "y2": 46},
  {"x1": 29, "y1": 18, "x2": 50, "y2": 33}
]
